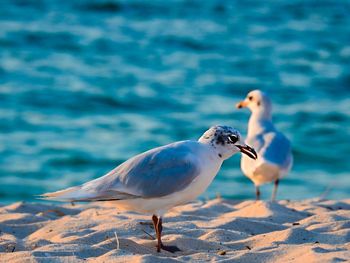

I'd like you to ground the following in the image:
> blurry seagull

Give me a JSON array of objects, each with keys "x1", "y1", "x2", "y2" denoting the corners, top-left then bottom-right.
[
  {"x1": 41, "y1": 125, "x2": 257, "y2": 253},
  {"x1": 236, "y1": 90, "x2": 293, "y2": 201}
]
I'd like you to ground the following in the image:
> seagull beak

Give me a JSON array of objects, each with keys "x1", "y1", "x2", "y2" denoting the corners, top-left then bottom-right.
[
  {"x1": 236, "y1": 144, "x2": 258, "y2": 160},
  {"x1": 236, "y1": 100, "x2": 248, "y2": 109}
]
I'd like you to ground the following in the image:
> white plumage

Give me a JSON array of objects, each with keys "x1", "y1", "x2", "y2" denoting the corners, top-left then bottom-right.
[{"x1": 236, "y1": 90, "x2": 293, "y2": 200}]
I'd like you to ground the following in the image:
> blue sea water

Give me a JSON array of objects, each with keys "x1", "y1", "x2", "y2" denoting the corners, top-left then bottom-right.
[{"x1": 0, "y1": 0, "x2": 349, "y2": 203}]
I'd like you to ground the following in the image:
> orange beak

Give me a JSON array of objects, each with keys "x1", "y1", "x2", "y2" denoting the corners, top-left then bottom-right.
[{"x1": 236, "y1": 100, "x2": 248, "y2": 109}]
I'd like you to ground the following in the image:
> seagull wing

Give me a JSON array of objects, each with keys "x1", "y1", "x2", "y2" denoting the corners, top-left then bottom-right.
[
  {"x1": 247, "y1": 131, "x2": 292, "y2": 172},
  {"x1": 41, "y1": 141, "x2": 202, "y2": 202}
]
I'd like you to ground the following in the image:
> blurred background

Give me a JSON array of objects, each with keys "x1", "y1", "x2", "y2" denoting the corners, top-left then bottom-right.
[{"x1": 0, "y1": 0, "x2": 349, "y2": 203}]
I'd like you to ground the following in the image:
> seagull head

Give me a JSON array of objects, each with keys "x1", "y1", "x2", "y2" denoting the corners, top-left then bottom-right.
[
  {"x1": 199, "y1": 125, "x2": 257, "y2": 160},
  {"x1": 236, "y1": 90, "x2": 272, "y2": 118}
]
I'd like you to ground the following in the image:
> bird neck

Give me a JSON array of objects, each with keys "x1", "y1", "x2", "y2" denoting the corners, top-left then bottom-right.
[
  {"x1": 197, "y1": 139, "x2": 229, "y2": 161},
  {"x1": 248, "y1": 110, "x2": 274, "y2": 137}
]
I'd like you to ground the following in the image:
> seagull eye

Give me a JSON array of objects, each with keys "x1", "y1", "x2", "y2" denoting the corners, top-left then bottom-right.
[
  {"x1": 248, "y1": 96, "x2": 253, "y2": 101},
  {"x1": 228, "y1": 135, "x2": 239, "y2": 144}
]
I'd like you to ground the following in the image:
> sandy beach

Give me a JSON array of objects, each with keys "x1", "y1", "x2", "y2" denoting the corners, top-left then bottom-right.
[{"x1": 0, "y1": 198, "x2": 349, "y2": 262}]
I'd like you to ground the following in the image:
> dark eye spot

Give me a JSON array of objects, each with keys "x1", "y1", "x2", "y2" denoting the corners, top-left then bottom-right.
[
  {"x1": 248, "y1": 96, "x2": 253, "y2": 101},
  {"x1": 257, "y1": 101, "x2": 260, "y2": 106},
  {"x1": 228, "y1": 135, "x2": 238, "y2": 144}
]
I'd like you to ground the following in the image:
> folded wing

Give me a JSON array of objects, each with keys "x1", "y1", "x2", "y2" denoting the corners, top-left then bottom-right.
[
  {"x1": 247, "y1": 131, "x2": 292, "y2": 172},
  {"x1": 41, "y1": 141, "x2": 202, "y2": 202}
]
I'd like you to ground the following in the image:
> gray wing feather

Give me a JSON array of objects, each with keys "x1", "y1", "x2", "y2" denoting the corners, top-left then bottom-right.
[
  {"x1": 247, "y1": 131, "x2": 292, "y2": 170},
  {"x1": 81, "y1": 141, "x2": 201, "y2": 199}
]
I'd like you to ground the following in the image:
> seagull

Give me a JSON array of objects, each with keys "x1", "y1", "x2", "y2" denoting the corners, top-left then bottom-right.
[
  {"x1": 236, "y1": 90, "x2": 293, "y2": 201},
  {"x1": 41, "y1": 125, "x2": 257, "y2": 253}
]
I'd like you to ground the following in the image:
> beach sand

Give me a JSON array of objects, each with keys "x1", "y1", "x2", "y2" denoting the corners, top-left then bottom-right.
[{"x1": 0, "y1": 198, "x2": 349, "y2": 262}]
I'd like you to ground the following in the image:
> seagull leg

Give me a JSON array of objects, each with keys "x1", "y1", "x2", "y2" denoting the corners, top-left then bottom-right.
[
  {"x1": 152, "y1": 215, "x2": 180, "y2": 253},
  {"x1": 272, "y1": 179, "x2": 279, "y2": 201},
  {"x1": 157, "y1": 217, "x2": 163, "y2": 251},
  {"x1": 255, "y1": 186, "x2": 260, "y2": 200},
  {"x1": 152, "y1": 215, "x2": 161, "y2": 252}
]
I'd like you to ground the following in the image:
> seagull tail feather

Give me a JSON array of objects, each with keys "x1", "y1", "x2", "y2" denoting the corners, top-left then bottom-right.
[{"x1": 38, "y1": 186, "x2": 91, "y2": 202}]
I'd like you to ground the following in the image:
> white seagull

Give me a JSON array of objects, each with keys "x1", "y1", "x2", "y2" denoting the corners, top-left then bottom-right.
[
  {"x1": 236, "y1": 90, "x2": 293, "y2": 201},
  {"x1": 41, "y1": 125, "x2": 257, "y2": 253}
]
